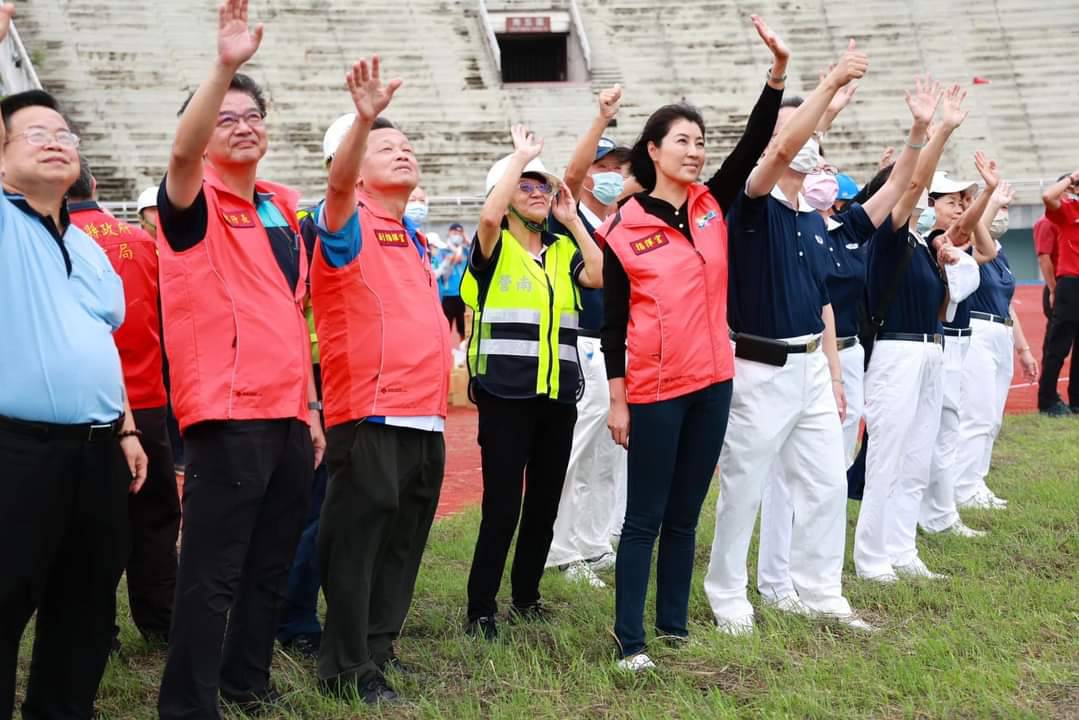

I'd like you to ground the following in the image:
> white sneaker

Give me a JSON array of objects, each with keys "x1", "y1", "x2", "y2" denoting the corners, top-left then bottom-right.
[
  {"x1": 986, "y1": 491, "x2": 1008, "y2": 508},
  {"x1": 958, "y1": 491, "x2": 1007, "y2": 511},
  {"x1": 762, "y1": 594, "x2": 814, "y2": 617},
  {"x1": 561, "y1": 561, "x2": 606, "y2": 588},
  {"x1": 715, "y1": 615, "x2": 756, "y2": 636},
  {"x1": 895, "y1": 558, "x2": 948, "y2": 580},
  {"x1": 829, "y1": 613, "x2": 878, "y2": 633},
  {"x1": 945, "y1": 520, "x2": 987, "y2": 538},
  {"x1": 586, "y1": 552, "x2": 617, "y2": 572},
  {"x1": 616, "y1": 653, "x2": 656, "y2": 672},
  {"x1": 861, "y1": 572, "x2": 900, "y2": 584}
]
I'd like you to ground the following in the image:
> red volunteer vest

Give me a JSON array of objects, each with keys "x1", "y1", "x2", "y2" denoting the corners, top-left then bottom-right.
[
  {"x1": 310, "y1": 193, "x2": 451, "y2": 428},
  {"x1": 69, "y1": 203, "x2": 167, "y2": 410},
  {"x1": 157, "y1": 169, "x2": 310, "y2": 431},
  {"x1": 597, "y1": 184, "x2": 734, "y2": 403}
]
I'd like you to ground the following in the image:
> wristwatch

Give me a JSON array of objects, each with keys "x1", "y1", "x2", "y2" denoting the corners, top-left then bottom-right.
[{"x1": 308, "y1": 401, "x2": 323, "y2": 411}]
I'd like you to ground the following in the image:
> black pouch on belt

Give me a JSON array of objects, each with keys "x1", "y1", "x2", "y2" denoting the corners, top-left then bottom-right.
[{"x1": 733, "y1": 333, "x2": 788, "y2": 367}]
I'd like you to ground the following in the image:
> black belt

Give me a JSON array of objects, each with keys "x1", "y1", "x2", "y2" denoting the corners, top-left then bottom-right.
[
  {"x1": 577, "y1": 329, "x2": 601, "y2": 339},
  {"x1": 837, "y1": 336, "x2": 859, "y2": 350},
  {"x1": 878, "y1": 332, "x2": 943, "y2": 346},
  {"x1": 942, "y1": 327, "x2": 973, "y2": 338},
  {"x1": 0, "y1": 414, "x2": 122, "y2": 443},
  {"x1": 730, "y1": 331, "x2": 821, "y2": 367},
  {"x1": 970, "y1": 311, "x2": 1014, "y2": 327}
]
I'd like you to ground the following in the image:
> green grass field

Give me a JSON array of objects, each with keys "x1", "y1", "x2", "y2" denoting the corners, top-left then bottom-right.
[{"x1": 16, "y1": 414, "x2": 1079, "y2": 719}]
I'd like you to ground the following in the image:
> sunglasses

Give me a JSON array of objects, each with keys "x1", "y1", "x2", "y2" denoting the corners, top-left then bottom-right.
[{"x1": 518, "y1": 180, "x2": 554, "y2": 196}]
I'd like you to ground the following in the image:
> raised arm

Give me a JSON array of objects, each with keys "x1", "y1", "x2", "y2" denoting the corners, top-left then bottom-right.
[
  {"x1": 0, "y1": 4, "x2": 12, "y2": 146},
  {"x1": 477, "y1": 125, "x2": 543, "y2": 258},
  {"x1": 166, "y1": 0, "x2": 263, "y2": 210},
  {"x1": 889, "y1": 83, "x2": 968, "y2": 230},
  {"x1": 946, "y1": 152, "x2": 999, "y2": 264},
  {"x1": 562, "y1": 85, "x2": 621, "y2": 200},
  {"x1": 745, "y1": 39, "x2": 868, "y2": 199},
  {"x1": 981, "y1": 181, "x2": 1014, "y2": 230},
  {"x1": 323, "y1": 56, "x2": 401, "y2": 233},
  {"x1": 860, "y1": 77, "x2": 938, "y2": 227},
  {"x1": 551, "y1": 186, "x2": 602, "y2": 288},
  {"x1": 816, "y1": 79, "x2": 857, "y2": 135},
  {"x1": 1042, "y1": 171, "x2": 1079, "y2": 212}
]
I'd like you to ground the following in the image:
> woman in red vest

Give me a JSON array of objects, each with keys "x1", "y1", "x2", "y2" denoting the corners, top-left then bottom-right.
[{"x1": 596, "y1": 15, "x2": 788, "y2": 672}]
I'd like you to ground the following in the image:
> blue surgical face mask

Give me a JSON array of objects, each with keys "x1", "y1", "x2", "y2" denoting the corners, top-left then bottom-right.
[
  {"x1": 916, "y1": 208, "x2": 936, "y2": 237},
  {"x1": 405, "y1": 201, "x2": 429, "y2": 225},
  {"x1": 589, "y1": 171, "x2": 625, "y2": 205}
]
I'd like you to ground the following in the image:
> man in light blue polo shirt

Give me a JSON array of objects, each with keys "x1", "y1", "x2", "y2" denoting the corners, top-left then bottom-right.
[{"x1": 0, "y1": 33, "x2": 149, "y2": 717}]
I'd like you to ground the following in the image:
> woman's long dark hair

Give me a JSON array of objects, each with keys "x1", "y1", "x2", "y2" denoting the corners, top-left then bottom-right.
[{"x1": 629, "y1": 104, "x2": 706, "y2": 191}]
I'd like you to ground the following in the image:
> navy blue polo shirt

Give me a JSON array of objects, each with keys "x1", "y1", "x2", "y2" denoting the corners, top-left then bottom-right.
[
  {"x1": 727, "y1": 188, "x2": 830, "y2": 339},
  {"x1": 549, "y1": 206, "x2": 602, "y2": 334},
  {"x1": 867, "y1": 221, "x2": 945, "y2": 335},
  {"x1": 811, "y1": 203, "x2": 876, "y2": 338},
  {"x1": 969, "y1": 245, "x2": 1015, "y2": 317}
]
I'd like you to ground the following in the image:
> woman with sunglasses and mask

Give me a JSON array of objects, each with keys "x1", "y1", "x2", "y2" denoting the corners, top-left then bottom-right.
[{"x1": 460, "y1": 125, "x2": 602, "y2": 641}]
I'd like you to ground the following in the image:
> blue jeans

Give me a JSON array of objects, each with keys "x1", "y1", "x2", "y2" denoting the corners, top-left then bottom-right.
[{"x1": 614, "y1": 381, "x2": 732, "y2": 657}]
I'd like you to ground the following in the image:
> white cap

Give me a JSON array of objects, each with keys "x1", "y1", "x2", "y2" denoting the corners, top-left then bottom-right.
[
  {"x1": 914, "y1": 190, "x2": 930, "y2": 211},
  {"x1": 942, "y1": 246, "x2": 981, "y2": 322},
  {"x1": 930, "y1": 171, "x2": 977, "y2": 196},
  {"x1": 322, "y1": 113, "x2": 356, "y2": 163},
  {"x1": 136, "y1": 186, "x2": 158, "y2": 213},
  {"x1": 485, "y1": 155, "x2": 561, "y2": 196}
]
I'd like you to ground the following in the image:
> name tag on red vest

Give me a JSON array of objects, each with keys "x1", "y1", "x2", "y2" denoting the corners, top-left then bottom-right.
[
  {"x1": 630, "y1": 233, "x2": 670, "y2": 255},
  {"x1": 221, "y1": 210, "x2": 256, "y2": 228},
  {"x1": 375, "y1": 229, "x2": 410, "y2": 247}
]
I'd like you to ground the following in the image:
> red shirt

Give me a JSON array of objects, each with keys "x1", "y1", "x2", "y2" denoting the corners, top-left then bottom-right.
[
  {"x1": 1045, "y1": 198, "x2": 1079, "y2": 278},
  {"x1": 69, "y1": 201, "x2": 167, "y2": 409},
  {"x1": 1033, "y1": 215, "x2": 1059, "y2": 269}
]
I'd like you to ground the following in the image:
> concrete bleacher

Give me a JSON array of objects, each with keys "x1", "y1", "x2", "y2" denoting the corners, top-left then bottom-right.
[{"x1": 12, "y1": 0, "x2": 1079, "y2": 216}]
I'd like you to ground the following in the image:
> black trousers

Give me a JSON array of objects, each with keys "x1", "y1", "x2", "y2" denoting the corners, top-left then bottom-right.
[
  {"x1": 466, "y1": 390, "x2": 576, "y2": 621},
  {"x1": 1038, "y1": 276, "x2": 1079, "y2": 409},
  {"x1": 122, "y1": 406, "x2": 180, "y2": 640},
  {"x1": 0, "y1": 421, "x2": 129, "y2": 720},
  {"x1": 158, "y1": 419, "x2": 312, "y2": 720},
  {"x1": 442, "y1": 295, "x2": 466, "y2": 337},
  {"x1": 318, "y1": 422, "x2": 444, "y2": 689}
]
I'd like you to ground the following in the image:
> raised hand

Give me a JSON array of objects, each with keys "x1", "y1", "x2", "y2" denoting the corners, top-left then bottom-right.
[
  {"x1": 752, "y1": 15, "x2": 790, "y2": 66},
  {"x1": 828, "y1": 80, "x2": 858, "y2": 116},
  {"x1": 878, "y1": 146, "x2": 896, "y2": 169},
  {"x1": 511, "y1": 124, "x2": 544, "y2": 162},
  {"x1": 551, "y1": 185, "x2": 578, "y2": 225},
  {"x1": 974, "y1": 151, "x2": 1000, "y2": 190},
  {"x1": 0, "y1": 4, "x2": 15, "y2": 44},
  {"x1": 346, "y1": 56, "x2": 402, "y2": 122},
  {"x1": 905, "y1": 75, "x2": 942, "y2": 127},
  {"x1": 992, "y1": 181, "x2": 1015, "y2": 206},
  {"x1": 217, "y1": 0, "x2": 263, "y2": 70},
  {"x1": 939, "y1": 84, "x2": 969, "y2": 130},
  {"x1": 828, "y1": 39, "x2": 869, "y2": 86},
  {"x1": 599, "y1": 84, "x2": 622, "y2": 120}
]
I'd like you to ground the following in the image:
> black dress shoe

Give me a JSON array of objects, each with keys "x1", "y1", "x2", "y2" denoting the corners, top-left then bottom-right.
[
  {"x1": 360, "y1": 677, "x2": 401, "y2": 706},
  {"x1": 380, "y1": 654, "x2": 413, "y2": 675},
  {"x1": 465, "y1": 615, "x2": 499, "y2": 640},
  {"x1": 509, "y1": 602, "x2": 554, "y2": 623},
  {"x1": 220, "y1": 686, "x2": 284, "y2": 716},
  {"x1": 280, "y1": 632, "x2": 321, "y2": 660},
  {"x1": 1040, "y1": 401, "x2": 1073, "y2": 418}
]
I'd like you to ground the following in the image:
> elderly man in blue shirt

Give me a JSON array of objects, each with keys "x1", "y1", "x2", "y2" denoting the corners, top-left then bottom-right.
[{"x1": 0, "y1": 8, "x2": 148, "y2": 718}]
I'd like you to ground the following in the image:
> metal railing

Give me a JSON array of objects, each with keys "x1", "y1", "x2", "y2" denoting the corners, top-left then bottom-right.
[
  {"x1": 477, "y1": 0, "x2": 502, "y2": 76},
  {"x1": 0, "y1": 20, "x2": 43, "y2": 96},
  {"x1": 568, "y1": 0, "x2": 591, "y2": 73}
]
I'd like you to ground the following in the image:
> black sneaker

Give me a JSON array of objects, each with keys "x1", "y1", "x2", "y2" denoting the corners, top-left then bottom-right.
[
  {"x1": 280, "y1": 632, "x2": 321, "y2": 660},
  {"x1": 1040, "y1": 401, "x2": 1073, "y2": 418},
  {"x1": 465, "y1": 616, "x2": 499, "y2": 640},
  {"x1": 359, "y1": 676, "x2": 401, "y2": 706},
  {"x1": 509, "y1": 602, "x2": 554, "y2": 623},
  {"x1": 379, "y1": 654, "x2": 412, "y2": 676},
  {"x1": 1070, "y1": 405, "x2": 1079, "y2": 415},
  {"x1": 221, "y1": 686, "x2": 284, "y2": 716}
]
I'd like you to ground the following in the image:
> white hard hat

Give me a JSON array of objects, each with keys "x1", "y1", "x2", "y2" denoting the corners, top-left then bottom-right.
[
  {"x1": 136, "y1": 186, "x2": 158, "y2": 213},
  {"x1": 930, "y1": 171, "x2": 977, "y2": 196},
  {"x1": 484, "y1": 155, "x2": 561, "y2": 196},
  {"x1": 322, "y1": 113, "x2": 356, "y2": 163}
]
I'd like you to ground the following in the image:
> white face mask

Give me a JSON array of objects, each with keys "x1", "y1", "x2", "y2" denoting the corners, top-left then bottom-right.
[{"x1": 789, "y1": 138, "x2": 821, "y2": 175}]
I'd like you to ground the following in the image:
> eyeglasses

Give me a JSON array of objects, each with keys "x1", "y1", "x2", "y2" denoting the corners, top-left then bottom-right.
[
  {"x1": 808, "y1": 166, "x2": 838, "y2": 176},
  {"x1": 6, "y1": 128, "x2": 80, "y2": 149},
  {"x1": 518, "y1": 181, "x2": 553, "y2": 196},
  {"x1": 216, "y1": 110, "x2": 266, "y2": 130}
]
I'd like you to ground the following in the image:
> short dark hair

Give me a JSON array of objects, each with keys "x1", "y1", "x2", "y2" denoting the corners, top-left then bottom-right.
[
  {"x1": 629, "y1": 104, "x2": 706, "y2": 191},
  {"x1": 780, "y1": 96, "x2": 805, "y2": 110},
  {"x1": 178, "y1": 72, "x2": 268, "y2": 117},
  {"x1": 68, "y1": 153, "x2": 94, "y2": 200},
  {"x1": 1, "y1": 89, "x2": 65, "y2": 129},
  {"x1": 851, "y1": 163, "x2": 892, "y2": 206}
]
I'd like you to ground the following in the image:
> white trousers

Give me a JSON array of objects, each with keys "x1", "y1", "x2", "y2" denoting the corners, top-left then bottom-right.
[
  {"x1": 758, "y1": 341, "x2": 863, "y2": 600},
  {"x1": 954, "y1": 319, "x2": 1013, "y2": 504},
  {"x1": 704, "y1": 338, "x2": 851, "y2": 622},
  {"x1": 854, "y1": 340, "x2": 944, "y2": 578},
  {"x1": 546, "y1": 336, "x2": 626, "y2": 567},
  {"x1": 920, "y1": 334, "x2": 971, "y2": 531}
]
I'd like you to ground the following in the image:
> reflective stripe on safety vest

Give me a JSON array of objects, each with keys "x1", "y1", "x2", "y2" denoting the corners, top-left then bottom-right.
[{"x1": 461, "y1": 229, "x2": 583, "y2": 403}]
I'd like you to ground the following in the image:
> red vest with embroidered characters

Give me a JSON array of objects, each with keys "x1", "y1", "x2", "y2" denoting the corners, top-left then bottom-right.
[
  {"x1": 596, "y1": 183, "x2": 734, "y2": 403},
  {"x1": 70, "y1": 202, "x2": 167, "y2": 409},
  {"x1": 157, "y1": 169, "x2": 310, "y2": 431},
  {"x1": 310, "y1": 192, "x2": 451, "y2": 428}
]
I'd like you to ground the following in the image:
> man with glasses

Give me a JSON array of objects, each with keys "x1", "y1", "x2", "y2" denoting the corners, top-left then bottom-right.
[
  {"x1": 155, "y1": 1, "x2": 325, "y2": 717},
  {"x1": 0, "y1": 7, "x2": 150, "y2": 718}
]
